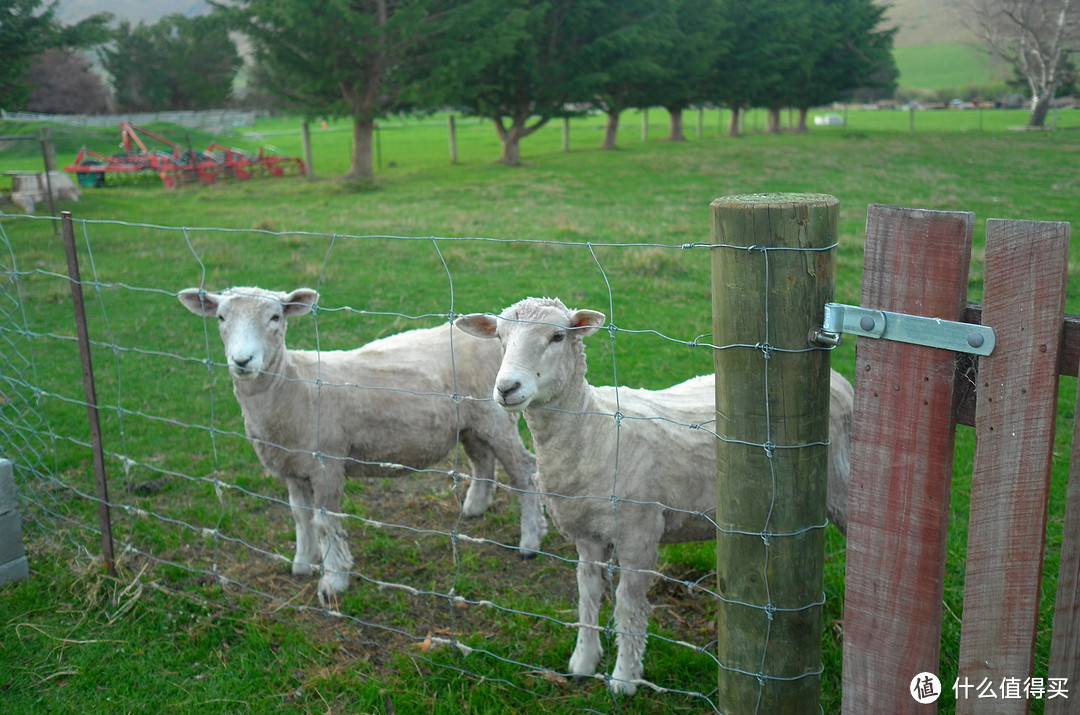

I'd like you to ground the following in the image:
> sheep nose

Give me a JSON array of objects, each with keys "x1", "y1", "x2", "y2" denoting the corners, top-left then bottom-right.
[
  {"x1": 498, "y1": 381, "x2": 521, "y2": 401},
  {"x1": 233, "y1": 356, "x2": 253, "y2": 369}
]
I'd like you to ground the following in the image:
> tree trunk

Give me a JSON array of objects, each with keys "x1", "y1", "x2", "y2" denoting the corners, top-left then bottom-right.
[
  {"x1": 766, "y1": 105, "x2": 782, "y2": 134},
  {"x1": 492, "y1": 112, "x2": 550, "y2": 165},
  {"x1": 494, "y1": 117, "x2": 524, "y2": 165},
  {"x1": 796, "y1": 107, "x2": 809, "y2": 133},
  {"x1": 728, "y1": 105, "x2": 742, "y2": 137},
  {"x1": 601, "y1": 110, "x2": 620, "y2": 150},
  {"x1": 667, "y1": 106, "x2": 686, "y2": 141},
  {"x1": 347, "y1": 117, "x2": 375, "y2": 178},
  {"x1": 1028, "y1": 84, "x2": 1056, "y2": 127}
]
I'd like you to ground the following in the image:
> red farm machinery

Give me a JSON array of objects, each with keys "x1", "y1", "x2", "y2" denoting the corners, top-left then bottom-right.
[{"x1": 64, "y1": 121, "x2": 305, "y2": 189}]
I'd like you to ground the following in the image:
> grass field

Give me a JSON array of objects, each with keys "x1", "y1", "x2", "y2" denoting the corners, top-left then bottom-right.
[
  {"x1": 893, "y1": 43, "x2": 1000, "y2": 91},
  {"x1": 1, "y1": 108, "x2": 1079, "y2": 713}
]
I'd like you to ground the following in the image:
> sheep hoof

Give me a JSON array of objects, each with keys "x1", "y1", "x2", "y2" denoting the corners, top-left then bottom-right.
[{"x1": 519, "y1": 550, "x2": 539, "y2": 561}]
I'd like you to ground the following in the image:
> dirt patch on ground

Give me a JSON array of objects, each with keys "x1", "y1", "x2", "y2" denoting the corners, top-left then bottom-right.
[{"x1": 74, "y1": 463, "x2": 719, "y2": 701}]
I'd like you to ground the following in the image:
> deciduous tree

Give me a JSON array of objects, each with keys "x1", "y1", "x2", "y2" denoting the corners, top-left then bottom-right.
[
  {"x1": 957, "y1": 0, "x2": 1080, "y2": 126},
  {"x1": 0, "y1": 0, "x2": 110, "y2": 110},
  {"x1": 26, "y1": 48, "x2": 109, "y2": 113}
]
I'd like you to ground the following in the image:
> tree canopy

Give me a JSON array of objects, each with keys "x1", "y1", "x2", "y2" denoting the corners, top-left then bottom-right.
[
  {"x1": 958, "y1": 0, "x2": 1080, "y2": 126},
  {"x1": 100, "y1": 14, "x2": 240, "y2": 112},
  {"x1": 0, "y1": 0, "x2": 111, "y2": 110}
]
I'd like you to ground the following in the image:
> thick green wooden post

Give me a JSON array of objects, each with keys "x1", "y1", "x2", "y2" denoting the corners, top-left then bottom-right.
[{"x1": 711, "y1": 193, "x2": 837, "y2": 713}]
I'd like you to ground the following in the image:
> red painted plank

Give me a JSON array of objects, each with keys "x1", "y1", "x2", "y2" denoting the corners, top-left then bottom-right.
[
  {"x1": 1047, "y1": 384, "x2": 1080, "y2": 715},
  {"x1": 842, "y1": 205, "x2": 974, "y2": 714},
  {"x1": 957, "y1": 219, "x2": 1070, "y2": 715}
]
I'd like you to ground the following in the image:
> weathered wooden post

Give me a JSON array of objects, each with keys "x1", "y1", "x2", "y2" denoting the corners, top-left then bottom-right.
[
  {"x1": 300, "y1": 122, "x2": 314, "y2": 178},
  {"x1": 711, "y1": 193, "x2": 837, "y2": 713},
  {"x1": 448, "y1": 114, "x2": 458, "y2": 164}
]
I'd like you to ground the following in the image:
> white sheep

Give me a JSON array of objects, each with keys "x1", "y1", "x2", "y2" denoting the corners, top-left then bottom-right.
[
  {"x1": 456, "y1": 296, "x2": 853, "y2": 695},
  {"x1": 179, "y1": 286, "x2": 546, "y2": 605}
]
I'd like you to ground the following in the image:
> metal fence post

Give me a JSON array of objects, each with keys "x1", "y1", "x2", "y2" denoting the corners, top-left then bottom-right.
[
  {"x1": 711, "y1": 193, "x2": 837, "y2": 713},
  {"x1": 60, "y1": 212, "x2": 115, "y2": 576}
]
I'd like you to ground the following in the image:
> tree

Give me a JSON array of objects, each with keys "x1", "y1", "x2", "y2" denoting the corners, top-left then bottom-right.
[
  {"x1": 711, "y1": 0, "x2": 789, "y2": 136},
  {"x1": 651, "y1": 0, "x2": 728, "y2": 142},
  {"x1": 434, "y1": 0, "x2": 617, "y2": 165},
  {"x1": 587, "y1": 0, "x2": 667, "y2": 150},
  {"x1": 101, "y1": 14, "x2": 240, "y2": 112},
  {"x1": 224, "y1": 0, "x2": 469, "y2": 179},
  {"x1": 0, "y1": 0, "x2": 111, "y2": 110},
  {"x1": 26, "y1": 48, "x2": 109, "y2": 113},
  {"x1": 957, "y1": 0, "x2": 1080, "y2": 126},
  {"x1": 787, "y1": 0, "x2": 897, "y2": 132}
]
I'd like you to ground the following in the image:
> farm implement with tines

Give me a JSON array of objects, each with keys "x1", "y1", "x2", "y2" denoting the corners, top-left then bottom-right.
[{"x1": 64, "y1": 121, "x2": 305, "y2": 189}]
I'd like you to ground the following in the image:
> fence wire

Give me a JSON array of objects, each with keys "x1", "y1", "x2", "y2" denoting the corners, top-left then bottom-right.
[{"x1": 0, "y1": 211, "x2": 837, "y2": 712}]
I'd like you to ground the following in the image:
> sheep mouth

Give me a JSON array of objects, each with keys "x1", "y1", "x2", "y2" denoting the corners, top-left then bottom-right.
[
  {"x1": 229, "y1": 365, "x2": 259, "y2": 381},
  {"x1": 497, "y1": 396, "x2": 529, "y2": 412}
]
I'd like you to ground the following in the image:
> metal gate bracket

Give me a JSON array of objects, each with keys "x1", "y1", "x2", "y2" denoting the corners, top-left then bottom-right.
[{"x1": 815, "y1": 302, "x2": 995, "y2": 356}]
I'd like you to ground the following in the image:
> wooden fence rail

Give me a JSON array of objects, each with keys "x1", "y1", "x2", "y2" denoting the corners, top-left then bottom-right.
[{"x1": 841, "y1": 205, "x2": 1077, "y2": 714}]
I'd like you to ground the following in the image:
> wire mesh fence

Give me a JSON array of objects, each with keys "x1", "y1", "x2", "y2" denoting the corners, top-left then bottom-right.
[{"x1": 0, "y1": 207, "x2": 839, "y2": 712}]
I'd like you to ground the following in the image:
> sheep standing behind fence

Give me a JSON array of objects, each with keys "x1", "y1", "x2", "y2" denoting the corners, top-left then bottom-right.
[
  {"x1": 178, "y1": 286, "x2": 546, "y2": 605},
  {"x1": 456, "y1": 296, "x2": 853, "y2": 695}
]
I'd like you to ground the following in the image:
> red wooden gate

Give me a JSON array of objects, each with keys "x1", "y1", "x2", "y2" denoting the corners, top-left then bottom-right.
[{"x1": 841, "y1": 204, "x2": 1076, "y2": 714}]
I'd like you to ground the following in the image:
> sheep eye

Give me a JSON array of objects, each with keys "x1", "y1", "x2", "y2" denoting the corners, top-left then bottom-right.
[
  {"x1": 217, "y1": 315, "x2": 225, "y2": 323},
  {"x1": 270, "y1": 314, "x2": 282, "y2": 323},
  {"x1": 551, "y1": 331, "x2": 565, "y2": 343}
]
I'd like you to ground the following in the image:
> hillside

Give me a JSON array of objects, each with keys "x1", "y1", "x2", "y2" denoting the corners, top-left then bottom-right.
[
  {"x1": 57, "y1": 0, "x2": 208, "y2": 24},
  {"x1": 882, "y1": 0, "x2": 977, "y2": 47}
]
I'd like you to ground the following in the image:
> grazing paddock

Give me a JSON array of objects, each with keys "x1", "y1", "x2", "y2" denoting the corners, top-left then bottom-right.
[{"x1": 2, "y1": 113, "x2": 1080, "y2": 712}]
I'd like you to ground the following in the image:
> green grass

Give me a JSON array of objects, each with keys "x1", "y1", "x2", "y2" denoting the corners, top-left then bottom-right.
[
  {"x1": 893, "y1": 43, "x2": 999, "y2": 91},
  {"x1": 2, "y1": 109, "x2": 1079, "y2": 713}
]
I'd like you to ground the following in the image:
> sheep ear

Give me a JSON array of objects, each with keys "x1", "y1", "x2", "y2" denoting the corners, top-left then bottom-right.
[
  {"x1": 282, "y1": 289, "x2": 318, "y2": 316},
  {"x1": 178, "y1": 288, "x2": 221, "y2": 317},
  {"x1": 455, "y1": 314, "x2": 499, "y2": 339},
  {"x1": 569, "y1": 309, "x2": 605, "y2": 337}
]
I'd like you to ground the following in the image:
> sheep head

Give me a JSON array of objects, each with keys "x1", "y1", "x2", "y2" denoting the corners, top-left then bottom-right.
[
  {"x1": 179, "y1": 286, "x2": 318, "y2": 381},
  {"x1": 456, "y1": 297, "x2": 604, "y2": 411}
]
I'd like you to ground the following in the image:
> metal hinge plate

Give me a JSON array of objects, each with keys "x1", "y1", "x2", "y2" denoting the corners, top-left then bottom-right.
[{"x1": 815, "y1": 302, "x2": 995, "y2": 356}]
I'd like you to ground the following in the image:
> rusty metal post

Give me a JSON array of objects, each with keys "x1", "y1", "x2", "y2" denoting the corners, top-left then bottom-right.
[{"x1": 60, "y1": 212, "x2": 115, "y2": 576}]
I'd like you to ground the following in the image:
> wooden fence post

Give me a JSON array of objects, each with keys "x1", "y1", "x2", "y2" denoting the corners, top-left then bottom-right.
[
  {"x1": 957, "y1": 219, "x2": 1070, "y2": 715},
  {"x1": 448, "y1": 114, "x2": 458, "y2": 165},
  {"x1": 300, "y1": 122, "x2": 314, "y2": 178},
  {"x1": 842, "y1": 205, "x2": 974, "y2": 713},
  {"x1": 711, "y1": 193, "x2": 838, "y2": 713}
]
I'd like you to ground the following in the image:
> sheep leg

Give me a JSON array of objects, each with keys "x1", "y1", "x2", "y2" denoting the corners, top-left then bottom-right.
[
  {"x1": 459, "y1": 434, "x2": 497, "y2": 518},
  {"x1": 499, "y1": 444, "x2": 546, "y2": 558},
  {"x1": 286, "y1": 477, "x2": 319, "y2": 577},
  {"x1": 311, "y1": 463, "x2": 353, "y2": 606},
  {"x1": 608, "y1": 564, "x2": 656, "y2": 696},
  {"x1": 568, "y1": 539, "x2": 607, "y2": 678}
]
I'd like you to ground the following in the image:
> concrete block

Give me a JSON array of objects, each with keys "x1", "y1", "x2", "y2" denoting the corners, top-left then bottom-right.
[
  {"x1": 0, "y1": 556, "x2": 29, "y2": 586},
  {"x1": 0, "y1": 510, "x2": 25, "y2": 564},
  {"x1": 0, "y1": 458, "x2": 14, "y2": 514}
]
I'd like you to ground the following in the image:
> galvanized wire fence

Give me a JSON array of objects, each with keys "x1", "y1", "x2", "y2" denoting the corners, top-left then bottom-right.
[{"x1": 0, "y1": 207, "x2": 837, "y2": 712}]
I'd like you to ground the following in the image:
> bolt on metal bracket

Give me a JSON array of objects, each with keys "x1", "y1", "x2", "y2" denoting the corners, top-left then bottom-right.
[{"x1": 813, "y1": 302, "x2": 995, "y2": 356}]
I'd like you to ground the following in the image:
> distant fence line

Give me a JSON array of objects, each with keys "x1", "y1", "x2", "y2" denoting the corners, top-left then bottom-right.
[{"x1": 1, "y1": 109, "x2": 262, "y2": 135}]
